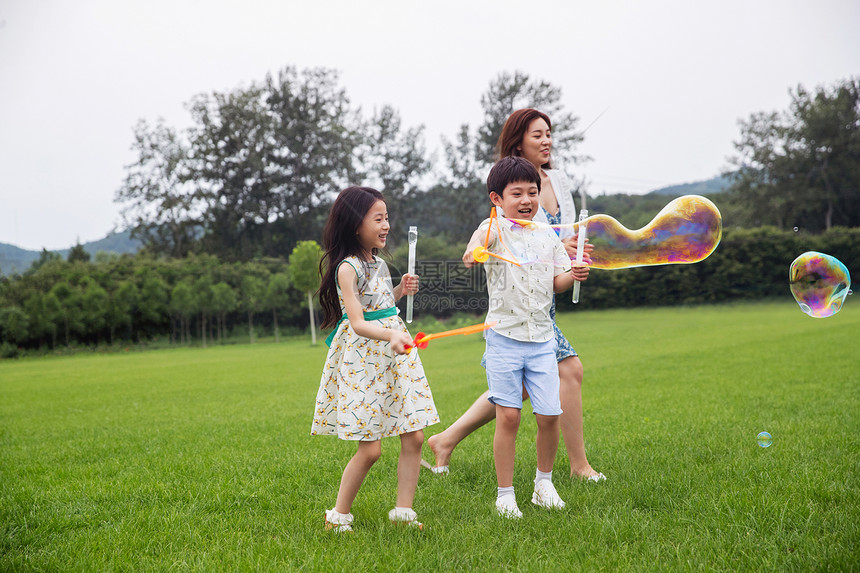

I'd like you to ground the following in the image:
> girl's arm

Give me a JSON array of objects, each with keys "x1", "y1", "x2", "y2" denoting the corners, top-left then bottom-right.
[
  {"x1": 392, "y1": 273, "x2": 419, "y2": 302},
  {"x1": 338, "y1": 263, "x2": 413, "y2": 354}
]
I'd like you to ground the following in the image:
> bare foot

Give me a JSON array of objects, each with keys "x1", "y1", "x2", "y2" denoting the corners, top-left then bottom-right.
[
  {"x1": 427, "y1": 433, "x2": 453, "y2": 469},
  {"x1": 570, "y1": 464, "x2": 605, "y2": 480}
]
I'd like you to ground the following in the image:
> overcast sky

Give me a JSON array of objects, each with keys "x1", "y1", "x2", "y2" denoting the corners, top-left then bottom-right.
[{"x1": 1, "y1": 0, "x2": 858, "y2": 251}]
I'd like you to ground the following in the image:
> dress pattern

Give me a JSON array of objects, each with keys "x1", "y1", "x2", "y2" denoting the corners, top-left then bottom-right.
[
  {"x1": 311, "y1": 255, "x2": 439, "y2": 440},
  {"x1": 545, "y1": 209, "x2": 578, "y2": 361}
]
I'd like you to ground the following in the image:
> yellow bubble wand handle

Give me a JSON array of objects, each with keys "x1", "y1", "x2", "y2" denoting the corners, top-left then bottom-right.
[
  {"x1": 572, "y1": 209, "x2": 588, "y2": 303},
  {"x1": 473, "y1": 207, "x2": 521, "y2": 267}
]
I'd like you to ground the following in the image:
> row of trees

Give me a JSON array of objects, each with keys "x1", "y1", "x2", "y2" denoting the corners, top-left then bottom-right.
[
  {"x1": 0, "y1": 244, "x2": 322, "y2": 356},
  {"x1": 3, "y1": 226, "x2": 856, "y2": 356}
]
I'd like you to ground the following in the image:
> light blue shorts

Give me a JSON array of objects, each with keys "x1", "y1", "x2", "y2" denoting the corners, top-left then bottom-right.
[{"x1": 484, "y1": 329, "x2": 562, "y2": 416}]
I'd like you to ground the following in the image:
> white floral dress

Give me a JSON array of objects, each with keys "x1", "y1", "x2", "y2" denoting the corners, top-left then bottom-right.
[{"x1": 311, "y1": 255, "x2": 439, "y2": 441}]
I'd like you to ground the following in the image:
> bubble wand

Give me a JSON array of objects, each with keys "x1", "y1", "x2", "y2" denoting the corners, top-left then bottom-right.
[
  {"x1": 404, "y1": 322, "x2": 496, "y2": 351},
  {"x1": 471, "y1": 207, "x2": 522, "y2": 266},
  {"x1": 572, "y1": 188, "x2": 588, "y2": 303},
  {"x1": 406, "y1": 226, "x2": 418, "y2": 323}
]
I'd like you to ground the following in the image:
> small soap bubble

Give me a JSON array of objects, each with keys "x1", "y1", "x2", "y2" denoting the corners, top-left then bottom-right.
[
  {"x1": 757, "y1": 431, "x2": 773, "y2": 448},
  {"x1": 793, "y1": 227, "x2": 799, "y2": 232}
]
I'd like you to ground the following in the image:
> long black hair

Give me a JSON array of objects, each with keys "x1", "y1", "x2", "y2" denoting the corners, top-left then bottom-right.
[{"x1": 318, "y1": 186, "x2": 386, "y2": 328}]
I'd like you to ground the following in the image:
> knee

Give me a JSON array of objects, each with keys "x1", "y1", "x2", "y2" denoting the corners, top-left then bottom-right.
[
  {"x1": 559, "y1": 357, "x2": 583, "y2": 387},
  {"x1": 401, "y1": 430, "x2": 424, "y2": 452},
  {"x1": 496, "y1": 407, "x2": 521, "y2": 429},
  {"x1": 535, "y1": 414, "x2": 560, "y2": 431},
  {"x1": 357, "y1": 441, "x2": 382, "y2": 465}
]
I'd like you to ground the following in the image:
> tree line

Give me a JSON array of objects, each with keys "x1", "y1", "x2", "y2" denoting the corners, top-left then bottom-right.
[{"x1": 2, "y1": 226, "x2": 856, "y2": 357}]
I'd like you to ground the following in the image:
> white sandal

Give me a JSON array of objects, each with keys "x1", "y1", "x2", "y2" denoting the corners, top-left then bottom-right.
[
  {"x1": 420, "y1": 458, "x2": 449, "y2": 475},
  {"x1": 324, "y1": 508, "x2": 354, "y2": 533},
  {"x1": 388, "y1": 507, "x2": 424, "y2": 530}
]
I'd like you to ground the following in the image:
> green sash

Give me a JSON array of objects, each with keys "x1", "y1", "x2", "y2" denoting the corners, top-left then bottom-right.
[{"x1": 324, "y1": 307, "x2": 398, "y2": 347}]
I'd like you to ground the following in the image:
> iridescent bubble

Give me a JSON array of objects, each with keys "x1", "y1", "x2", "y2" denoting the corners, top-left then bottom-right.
[
  {"x1": 789, "y1": 251, "x2": 851, "y2": 318},
  {"x1": 793, "y1": 227, "x2": 799, "y2": 232},
  {"x1": 757, "y1": 431, "x2": 773, "y2": 448},
  {"x1": 541, "y1": 195, "x2": 722, "y2": 269}
]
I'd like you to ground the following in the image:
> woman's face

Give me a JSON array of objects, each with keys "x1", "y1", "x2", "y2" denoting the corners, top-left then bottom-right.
[{"x1": 517, "y1": 117, "x2": 552, "y2": 170}]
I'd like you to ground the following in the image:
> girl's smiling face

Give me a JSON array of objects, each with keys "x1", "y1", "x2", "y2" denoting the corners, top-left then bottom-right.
[{"x1": 356, "y1": 199, "x2": 389, "y2": 255}]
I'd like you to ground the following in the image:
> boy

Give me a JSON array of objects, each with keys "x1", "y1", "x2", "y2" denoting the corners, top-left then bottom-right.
[{"x1": 463, "y1": 156, "x2": 587, "y2": 518}]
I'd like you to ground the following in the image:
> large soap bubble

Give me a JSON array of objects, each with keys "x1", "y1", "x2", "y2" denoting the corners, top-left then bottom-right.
[
  {"x1": 509, "y1": 195, "x2": 722, "y2": 269},
  {"x1": 789, "y1": 251, "x2": 851, "y2": 318}
]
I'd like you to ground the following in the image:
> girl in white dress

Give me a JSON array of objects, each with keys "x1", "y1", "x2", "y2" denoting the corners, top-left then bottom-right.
[{"x1": 312, "y1": 186, "x2": 439, "y2": 532}]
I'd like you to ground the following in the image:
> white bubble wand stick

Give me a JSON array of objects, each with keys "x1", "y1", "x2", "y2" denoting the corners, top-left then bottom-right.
[
  {"x1": 572, "y1": 189, "x2": 587, "y2": 304},
  {"x1": 406, "y1": 226, "x2": 418, "y2": 323}
]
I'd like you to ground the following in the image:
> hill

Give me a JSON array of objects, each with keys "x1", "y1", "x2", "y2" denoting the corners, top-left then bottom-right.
[
  {"x1": 646, "y1": 174, "x2": 732, "y2": 196},
  {"x1": 0, "y1": 230, "x2": 141, "y2": 276}
]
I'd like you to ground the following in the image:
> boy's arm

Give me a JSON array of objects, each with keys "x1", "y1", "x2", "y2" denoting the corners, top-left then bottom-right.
[
  {"x1": 553, "y1": 265, "x2": 589, "y2": 293},
  {"x1": 462, "y1": 221, "x2": 496, "y2": 268},
  {"x1": 552, "y1": 238, "x2": 589, "y2": 293}
]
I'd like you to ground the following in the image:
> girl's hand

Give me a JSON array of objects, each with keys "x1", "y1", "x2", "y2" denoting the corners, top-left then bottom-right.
[
  {"x1": 562, "y1": 234, "x2": 594, "y2": 264},
  {"x1": 400, "y1": 273, "x2": 419, "y2": 296},
  {"x1": 570, "y1": 264, "x2": 590, "y2": 282},
  {"x1": 389, "y1": 331, "x2": 413, "y2": 355}
]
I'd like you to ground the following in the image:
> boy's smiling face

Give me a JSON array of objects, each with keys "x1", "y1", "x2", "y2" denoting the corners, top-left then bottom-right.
[{"x1": 490, "y1": 180, "x2": 540, "y2": 220}]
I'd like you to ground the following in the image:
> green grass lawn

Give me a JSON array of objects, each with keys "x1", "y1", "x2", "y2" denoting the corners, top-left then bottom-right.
[{"x1": 1, "y1": 300, "x2": 858, "y2": 571}]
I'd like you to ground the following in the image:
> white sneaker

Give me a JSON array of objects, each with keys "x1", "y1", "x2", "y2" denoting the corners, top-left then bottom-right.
[
  {"x1": 532, "y1": 480, "x2": 566, "y2": 509},
  {"x1": 324, "y1": 508, "x2": 354, "y2": 533},
  {"x1": 495, "y1": 494, "x2": 523, "y2": 519}
]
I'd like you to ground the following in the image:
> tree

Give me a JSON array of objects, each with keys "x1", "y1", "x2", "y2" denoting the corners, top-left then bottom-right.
[
  {"x1": 193, "y1": 275, "x2": 214, "y2": 348},
  {"x1": 170, "y1": 280, "x2": 195, "y2": 344},
  {"x1": 240, "y1": 268, "x2": 267, "y2": 343},
  {"x1": 79, "y1": 277, "x2": 108, "y2": 343},
  {"x1": 0, "y1": 306, "x2": 29, "y2": 345},
  {"x1": 266, "y1": 273, "x2": 291, "y2": 343},
  {"x1": 106, "y1": 281, "x2": 138, "y2": 344},
  {"x1": 288, "y1": 240, "x2": 323, "y2": 345},
  {"x1": 475, "y1": 71, "x2": 587, "y2": 170},
  {"x1": 49, "y1": 281, "x2": 82, "y2": 346},
  {"x1": 357, "y1": 105, "x2": 430, "y2": 244},
  {"x1": 185, "y1": 66, "x2": 360, "y2": 260},
  {"x1": 67, "y1": 243, "x2": 91, "y2": 263},
  {"x1": 26, "y1": 249, "x2": 62, "y2": 275},
  {"x1": 726, "y1": 77, "x2": 860, "y2": 231},
  {"x1": 116, "y1": 119, "x2": 200, "y2": 258},
  {"x1": 211, "y1": 281, "x2": 237, "y2": 343}
]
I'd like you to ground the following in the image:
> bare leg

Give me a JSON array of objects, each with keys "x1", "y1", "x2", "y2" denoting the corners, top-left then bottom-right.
[
  {"x1": 494, "y1": 405, "x2": 521, "y2": 487},
  {"x1": 396, "y1": 430, "x2": 424, "y2": 508},
  {"x1": 558, "y1": 356, "x2": 601, "y2": 478},
  {"x1": 535, "y1": 414, "x2": 561, "y2": 473},
  {"x1": 427, "y1": 392, "x2": 495, "y2": 468},
  {"x1": 335, "y1": 440, "x2": 382, "y2": 514}
]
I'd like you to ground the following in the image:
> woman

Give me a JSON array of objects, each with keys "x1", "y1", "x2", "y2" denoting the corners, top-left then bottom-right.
[{"x1": 425, "y1": 108, "x2": 605, "y2": 481}]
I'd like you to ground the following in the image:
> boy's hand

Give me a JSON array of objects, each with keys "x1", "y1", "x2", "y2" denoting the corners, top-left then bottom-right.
[
  {"x1": 389, "y1": 331, "x2": 414, "y2": 355},
  {"x1": 400, "y1": 273, "x2": 419, "y2": 296},
  {"x1": 462, "y1": 249, "x2": 477, "y2": 269},
  {"x1": 570, "y1": 265, "x2": 590, "y2": 282}
]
